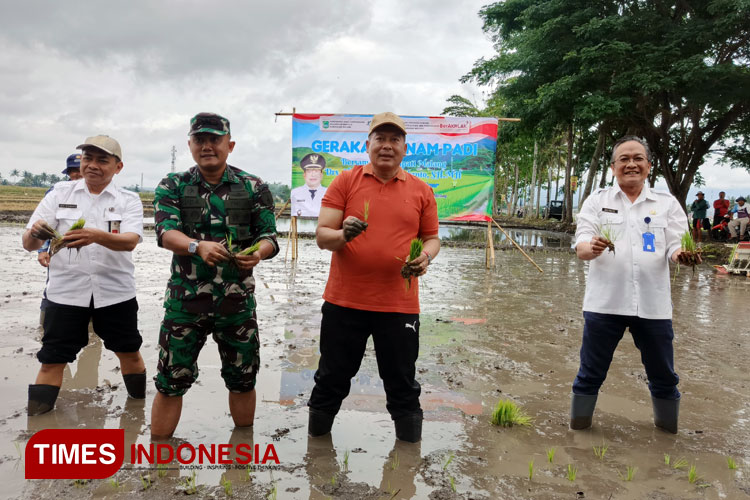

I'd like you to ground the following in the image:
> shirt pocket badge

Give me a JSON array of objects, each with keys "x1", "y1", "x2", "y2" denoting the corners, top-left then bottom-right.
[{"x1": 104, "y1": 211, "x2": 123, "y2": 234}]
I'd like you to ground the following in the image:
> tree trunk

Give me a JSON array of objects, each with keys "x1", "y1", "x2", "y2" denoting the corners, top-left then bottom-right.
[
  {"x1": 582, "y1": 124, "x2": 606, "y2": 205},
  {"x1": 510, "y1": 162, "x2": 520, "y2": 216},
  {"x1": 529, "y1": 140, "x2": 538, "y2": 218},
  {"x1": 554, "y1": 162, "x2": 560, "y2": 201},
  {"x1": 598, "y1": 161, "x2": 608, "y2": 188},
  {"x1": 564, "y1": 123, "x2": 574, "y2": 223},
  {"x1": 535, "y1": 175, "x2": 542, "y2": 217}
]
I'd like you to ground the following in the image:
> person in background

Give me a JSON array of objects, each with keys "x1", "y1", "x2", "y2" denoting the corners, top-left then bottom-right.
[
  {"x1": 727, "y1": 196, "x2": 749, "y2": 242},
  {"x1": 690, "y1": 191, "x2": 708, "y2": 243},
  {"x1": 712, "y1": 191, "x2": 729, "y2": 229}
]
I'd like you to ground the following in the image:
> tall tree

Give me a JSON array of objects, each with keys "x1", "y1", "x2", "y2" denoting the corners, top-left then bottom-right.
[{"x1": 464, "y1": 0, "x2": 750, "y2": 208}]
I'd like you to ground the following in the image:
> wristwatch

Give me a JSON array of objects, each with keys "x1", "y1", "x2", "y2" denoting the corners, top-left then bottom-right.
[{"x1": 188, "y1": 240, "x2": 200, "y2": 254}]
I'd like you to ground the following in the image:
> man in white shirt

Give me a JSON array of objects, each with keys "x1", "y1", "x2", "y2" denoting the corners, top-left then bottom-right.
[
  {"x1": 727, "y1": 196, "x2": 749, "y2": 242},
  {"x1": 22, "y1": 135, "x2": 146, "y2": 415},
  {"x1": 291, "y1": 153, "x2": 327, "y2": 217},
  {"x1": 570, "y1": 136, "x2": 697, "y2": 434}
]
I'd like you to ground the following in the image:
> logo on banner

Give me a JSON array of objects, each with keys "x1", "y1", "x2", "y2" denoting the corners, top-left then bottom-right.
[{"x1": 26, "y1": 429, "x2": 124, "y2": 479}]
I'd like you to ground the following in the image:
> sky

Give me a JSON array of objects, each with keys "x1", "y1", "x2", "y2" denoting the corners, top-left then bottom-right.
[{"x1": 1, "y1": 0, "x2": 748, "y2": 199}]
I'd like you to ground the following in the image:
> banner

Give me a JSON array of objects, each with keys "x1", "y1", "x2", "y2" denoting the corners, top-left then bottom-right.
[{"x1": 291, "y1": 114, "x2": 498, "y2": 220}]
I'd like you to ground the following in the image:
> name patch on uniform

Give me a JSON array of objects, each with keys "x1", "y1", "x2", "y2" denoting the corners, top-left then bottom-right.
[
  {"x1": 58, "y1": 204, "x2": 77, "y2": 208},
  {"x1": 601, "y1": 208, "x2": 618, "y2": 214}
]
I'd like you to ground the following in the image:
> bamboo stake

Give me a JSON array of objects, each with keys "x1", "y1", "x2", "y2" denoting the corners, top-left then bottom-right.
[
  {"x1": 291, "y1": 216, "x2": 298, "y2": 261},
  {"x1": 488, "y1": 220, "x2": 495, "y2": 267},
  {"x1": 275, "y1": 199, "x2": 290, "y2": 219},
  {"x1": 491, "y1": 218, "x2": 543, "y2": 273}
]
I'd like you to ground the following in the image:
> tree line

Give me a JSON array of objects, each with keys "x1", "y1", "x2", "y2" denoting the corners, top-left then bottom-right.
[
  {"x1": 445, "y1": 0, "x2": 750, "y2": 222},
  {"x1": 1, "y1": 169, "x2": 67, "y2": 188}
]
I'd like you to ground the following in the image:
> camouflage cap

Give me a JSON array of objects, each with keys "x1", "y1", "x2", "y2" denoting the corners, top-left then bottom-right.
[
  {"x1": 300, "y1": 153, "x2": 326, "y2": 170},
  {"x1": 189, "y1": 112, "x2": 230, "y2": 136}
]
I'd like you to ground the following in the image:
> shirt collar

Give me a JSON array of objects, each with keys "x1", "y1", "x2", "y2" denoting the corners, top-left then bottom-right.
[
  {"x1": 613, "y1": 182, "x2": 656, "y2": 203},
  {"x1": 75, "y1": 178, "x2": 117, "y2": 197},
  {"x1": 363, "y1": 163, "x2": 407, "y2": 182},
  {"x1": 189, "y1": 164, "x2": 239, "y2": 184}
]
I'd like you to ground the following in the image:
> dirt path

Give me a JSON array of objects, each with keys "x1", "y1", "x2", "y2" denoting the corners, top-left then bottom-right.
[{"x1": 0, "y1": 225, "x2": 748, "y2": 499}]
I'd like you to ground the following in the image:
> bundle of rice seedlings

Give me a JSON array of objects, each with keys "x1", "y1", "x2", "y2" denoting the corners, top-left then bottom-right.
[
  {"x1": 50, "y1": 218, "x2": 85, "y2": 256},
  {"x1": 224, "y1": 233, "x2": 262, "y2": 267},
  {"x1": 400, "y1": 238, "x2": 423, "y2": 290},
  {"x1": 237, "y1": 242, "x2": 261, "y2": 256},
  {"x1": 490, "y1": 399, "x2": 532, "y2": 427},
  {"x1": 599, "y1": 223, "x2": 618, "y2": 255},
  {"x1": 679, "y1": 231, "x2": 702, "y2": 269}
]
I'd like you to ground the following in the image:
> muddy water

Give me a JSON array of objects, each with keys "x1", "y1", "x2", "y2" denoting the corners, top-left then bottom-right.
[{"x1": 0, "y1": 223, "x2": 748, "y2": 499}]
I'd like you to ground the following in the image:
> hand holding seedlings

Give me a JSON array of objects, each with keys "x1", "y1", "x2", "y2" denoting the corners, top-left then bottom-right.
[
  {"x1": 196, "y1": 240, "x2": 231, "y2": 267},
  {"x1": 589, "y1": 236, "x2": 610, "y2": 257},
  {"x1": 51, "y1": 218, "x2": 87, "y2": 255},
  {"x1": 342, "y1": 216, "x2": 368, "y2": 242},
  {"x1": 30, "y1": 220, "x2": 59, "y2": 241}
]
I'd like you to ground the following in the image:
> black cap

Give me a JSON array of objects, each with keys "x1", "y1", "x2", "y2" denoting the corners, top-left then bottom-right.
[
  {"x1": 737, "y1": 196, "x2": 746, "y2": 202},
  {"x1": 300, "y1": 153, "x2": 326, "y2": 170}
]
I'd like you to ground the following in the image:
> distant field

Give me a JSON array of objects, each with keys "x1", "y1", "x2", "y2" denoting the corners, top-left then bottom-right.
[{"x1": 0, "y1": 185, "x2": 154, "y2": 213}]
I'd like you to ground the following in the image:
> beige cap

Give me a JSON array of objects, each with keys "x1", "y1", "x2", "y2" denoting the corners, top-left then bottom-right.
[
  {"x1": 76, "y1": 135, "x2": 122, "y2": 160},
  {"x1": 368, "y1": 112, "x2": 407, "y2": 136}
]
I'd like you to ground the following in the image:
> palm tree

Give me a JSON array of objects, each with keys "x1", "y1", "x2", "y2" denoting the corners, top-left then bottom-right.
[{"x1": 10, "y1": 168, "x2": 19, "y2": 184}]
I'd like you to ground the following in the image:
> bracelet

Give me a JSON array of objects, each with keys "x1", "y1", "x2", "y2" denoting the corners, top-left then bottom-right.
[{"x1": 422, "y1": 250, "x2": 432, "y2": 265}]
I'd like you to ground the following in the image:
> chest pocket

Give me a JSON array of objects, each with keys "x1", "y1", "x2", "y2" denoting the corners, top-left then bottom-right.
[
  {"x1": 55, "y1": 208, "x2": 83, "y2": 231},
  {"x1": 649, "y1": 216, "x2": 667, "y2": 229},
  {"x1": 226, "y1": 183, "x2": 252, "y2": 241},
  {"x1": 180, "y1": 185, "x2": 205, "y2": 235},
  {"x1": 599, "y1": 214, "x2": 624, "y2": 226}
]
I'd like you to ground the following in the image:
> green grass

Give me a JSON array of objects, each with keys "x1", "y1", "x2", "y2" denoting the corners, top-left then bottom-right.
[
  {"x1": 450, "y1": 476, "x2": 457, "y2": 492},
  {"x1": 490, "y1": 399, "x2": 532, "y2": 427},
  {"x1": 157, "y1": 463, "x2": 168, "y2": 477},
  {"x1": 528, "y1": 459, "x2": 534, "y2": 480},
  {"x1": 593, "y1": 443, "x2": 609, "y2": 460},
  {"x1": 664, "y1": 453, "x2": 671, "y2": 466},
  {"x1": 566, "y1": 464, "x2": 577, "y2": 482},
  {"x1": 182, "y1": 470, "x2": 198, "y2": 495},
  {"x1": 109, "y1": 477, "x2": 121, "y2": 490},
  {"x1": 727, "y1": 456, "x2": 737, "y2": 470},
  {"x1": 546, "y1": 447, "x2": 556, "y2": 463},
  {"x1": 342, "y1": 449, "x2": 350, "y2": 472}
]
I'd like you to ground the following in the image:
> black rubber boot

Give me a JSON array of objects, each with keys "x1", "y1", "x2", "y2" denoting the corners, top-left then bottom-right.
[
  {"x1": 652, "y1": 396, "x2": 679, "y2": 434},
  {"x1": 308, "y1": 407, "x2": 336, "y2": 437},
  {"x1": 570, "y1": 393, "x2": 598, "y2": 430},
  {"x1": 28, "y1": 384, "x2": 60, "y2": 416},
  {"x1": 123, "y1": 371, "x2": 146, "y2": 399},
  {"x1": 394, "y1": 413, "x2": 423, "y2": 443}
]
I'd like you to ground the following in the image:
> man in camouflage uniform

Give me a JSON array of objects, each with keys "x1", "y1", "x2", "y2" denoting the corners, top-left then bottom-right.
[{"x1": 151, "y1": 112, "x2": 279, "y2": 438}]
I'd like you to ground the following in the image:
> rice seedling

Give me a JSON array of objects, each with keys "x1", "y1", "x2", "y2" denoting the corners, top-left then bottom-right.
[
  {"x1": 727, "y1": 456, "x2": 737, "y2": 470},
  {"x1": 528, "y1": 459, "x2": 534, "y2": 480},
  {"x1": 13, "y1": 441, "x2": 22, "y2": 459},
  {"x1": 593, "y1": 443, "x2": 609, "y2": 460},
  {"x1": 342, "y1": 449, "x2": 350, "y2": 472},
  {"x1": 490, "y1": 399, "x2": 532, "y2": 427},
  {"x1": 449, "y1": 476, "x2": 456, "y2": 492},
  {"x1": 664, "y1": 453, "x2": 671, "y2": 466},
  {"x1": 679, "y1": 230, "x2": 702, "y2": 272},
  {"x1": 221, "y1": 476, "x2": 233, "y2": 496},
  {"x1": 182, "y1": 470, "x2": 198, "y2": 495},
  {"x1": 390, "y1": 452, "x2": 400, "y2": 471},
  {"x1": 48, "y1": 219, "x2": 86, "y2": 257},
  {"x1": 688, "y1": 464, "x2": 700, "y2": 484},
  {"x1": 399, "y1": 238, "x2": 424, "y2": 290},
  {"x1": 109, "y1": 477, "x2": 121, "y2": 489},
  {"x1": 266, "y1": 474, "x2": 278, "y2": 500},
  {"x1": 141, "y1": 474, "x2": 152, "y2": 490},
  {"x1": 363, "y1": 200, "x2": 370, "y2": 222},
  {"x1": 619, "y1": 465, "x2": 636, "y2": 481},
  {"x1": 157, "y1": 463, "x2": 168, "y2": 477},
  {"x1": 546, "y1": 447, "x2": 556, "y2": 463},
  {"x1": 237, "y1": 242, "x2": 261, "y2": 256},
  {"x1": 442, "y1": 453, "x2": 454, "y2": 471},
  {"x1": 566, "y1": 464, "x2": 577, "y2": 482},
  {"x1": 70, "y1": 218, "x2": 85, "y2": 230},
  {"x1": 73, "y1": 479, "x2": 89, "y2": 488},
  {"x1": 246, "y1": 464, "x2": 255, "y2": 480},
  {"x1": 599, "y1": 223, "x2": 618, "y2": 255},
  {"x1": 672, "y1": 457, "x2": 688, "y2": 470},
  {"x1": 330, "y1": 473, "x2": 337, "y2": 486}
]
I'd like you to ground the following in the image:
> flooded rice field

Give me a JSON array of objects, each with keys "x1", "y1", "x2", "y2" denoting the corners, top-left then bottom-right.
[{"x1": 0, "y1": 223, "x2": 748, "y2": 499}]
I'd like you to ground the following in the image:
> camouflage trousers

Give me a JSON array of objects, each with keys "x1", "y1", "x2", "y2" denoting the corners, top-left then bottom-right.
[{"x1": 154, "y1": 308, "x2": 260, "y2": 396}]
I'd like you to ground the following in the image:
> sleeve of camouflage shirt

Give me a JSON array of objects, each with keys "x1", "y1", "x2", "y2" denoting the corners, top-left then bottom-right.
[
  {"x1": 249, "y1": 180, "x2": 279, "y2": 259},
  {"x1": 153, "y1": 174, "x2": 182, "y2": 248}
]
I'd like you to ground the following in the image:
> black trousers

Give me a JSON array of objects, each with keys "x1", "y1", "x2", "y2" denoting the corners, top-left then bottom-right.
[{"x1": 308, "y1": 302, "x2": 422, "y2": 421}]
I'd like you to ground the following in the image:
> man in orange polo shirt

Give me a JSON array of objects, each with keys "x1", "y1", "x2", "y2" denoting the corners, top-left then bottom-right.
[{"x1": 307, "y1": 112, "x2": 440, "y2": 443}]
